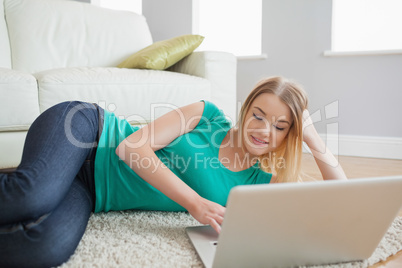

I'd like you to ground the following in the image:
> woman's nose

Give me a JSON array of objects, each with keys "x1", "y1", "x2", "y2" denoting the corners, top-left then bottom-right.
[{"x1": 257, "y1": 120, "x2": 271, "y2": 137}]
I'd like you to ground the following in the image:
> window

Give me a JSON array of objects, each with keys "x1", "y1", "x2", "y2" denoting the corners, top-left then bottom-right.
[
  {"x1": 331, "y1": 0, "x2": 402, "y2": 52},
  {"x1": 192, "y1": 0, "x2": 263, "y2": 58},
  {"x1": 92, "y1": 0, "x2": 142, "y2": 15}
]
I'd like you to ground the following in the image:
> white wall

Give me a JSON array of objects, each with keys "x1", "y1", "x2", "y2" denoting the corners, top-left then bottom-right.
[
  {"x1": 238, "y1": 0, "x2": 402, "y2": 139},
  {"x1": 143, "y1": 0, "x2": 192, "y2": 42},
  {"x1": 143, "y1": 0, "x2": 402, "y2": 158}
]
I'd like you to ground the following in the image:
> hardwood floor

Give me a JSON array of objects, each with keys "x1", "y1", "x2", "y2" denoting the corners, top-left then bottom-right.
[
  {"x1": 302, "y1": 154, "x2": 402, "y2": 181},
  {"x1": 301, "y1": 154, "x2": 402, "y2": 267}
]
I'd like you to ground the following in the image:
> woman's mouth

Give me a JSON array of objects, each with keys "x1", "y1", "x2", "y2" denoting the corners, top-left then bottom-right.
[{"x1": 251, "y1": 135, "x2": 268, "y2": 146}]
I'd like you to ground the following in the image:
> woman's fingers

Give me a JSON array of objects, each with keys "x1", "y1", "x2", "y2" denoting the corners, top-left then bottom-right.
[
  {"x1": 208, "y1": 207, "x2": 225, "y2": 233},
  {"x1": 188, "y1": 197, "x2": 226, "y2": 233},
  {"x1": 215, "y1": 214, "x2": 224, "y2": 226},
  {"x1": 208, "y1": 217, "x2": 222, "y2": 234}
]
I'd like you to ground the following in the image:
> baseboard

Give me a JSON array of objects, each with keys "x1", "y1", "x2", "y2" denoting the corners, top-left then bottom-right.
[{"x1": 303, "y1": 134, "x2": 402, "y2": 160}]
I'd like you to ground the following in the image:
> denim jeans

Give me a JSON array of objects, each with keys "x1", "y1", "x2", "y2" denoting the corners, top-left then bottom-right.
[{"x1": 0, "y1": 101, "x2": 103, "y2": 268}]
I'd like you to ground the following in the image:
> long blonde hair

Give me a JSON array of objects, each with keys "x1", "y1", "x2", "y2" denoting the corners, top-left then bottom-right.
[{"x1": 237, "y1": 76, "x2": 308, "y2": 183}]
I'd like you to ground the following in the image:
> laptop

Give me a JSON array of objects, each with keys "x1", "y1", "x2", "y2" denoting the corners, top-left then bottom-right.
[{"x1": 186, "y1": 176, "x2": 402, "y2": 268}]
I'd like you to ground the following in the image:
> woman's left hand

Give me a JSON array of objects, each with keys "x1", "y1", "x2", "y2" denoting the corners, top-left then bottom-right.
[{"x1": 301, "y1": 109, "x2": 348, "y2": 180}]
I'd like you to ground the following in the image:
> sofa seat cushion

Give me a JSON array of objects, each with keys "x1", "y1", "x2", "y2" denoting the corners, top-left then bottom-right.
[
  {"x1": 0, "y1": 131, "x2": 27, "y2": 169},
  {"x1": 0, "y1": 68, "x2": 40, "y2": 131},
  {"x1": 35, "y1": 67, "x2": 212, "y2": 124}
]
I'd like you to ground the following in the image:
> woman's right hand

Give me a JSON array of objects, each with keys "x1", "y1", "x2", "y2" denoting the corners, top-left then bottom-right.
[{"x1": 187, "y1": 196, "x2": 226, "y2": 234}]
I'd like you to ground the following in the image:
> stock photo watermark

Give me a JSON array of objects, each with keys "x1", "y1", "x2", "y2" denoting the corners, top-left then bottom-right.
[{"x1": 63, "y1": 100, "x2": 341, "y2": 170}]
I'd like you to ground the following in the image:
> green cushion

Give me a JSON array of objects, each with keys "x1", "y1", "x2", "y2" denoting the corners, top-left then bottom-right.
[{"x1": 117, "y1": 35, "x2": 204, "y2": 70}]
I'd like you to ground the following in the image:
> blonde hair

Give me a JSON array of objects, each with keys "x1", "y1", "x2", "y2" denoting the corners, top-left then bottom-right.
[{"x1": 237, "y1": 76, "x2": 308, "y2": 183}]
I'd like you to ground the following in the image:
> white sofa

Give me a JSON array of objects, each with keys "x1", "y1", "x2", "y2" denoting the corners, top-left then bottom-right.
[{"x1": 0, "y1": 0, "x2": 237, "y2": 170}]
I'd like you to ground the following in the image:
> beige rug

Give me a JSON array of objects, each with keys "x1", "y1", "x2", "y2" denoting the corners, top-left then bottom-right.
[{"x1": 59, "y1": 212, "x2": 402, "y2": 268}]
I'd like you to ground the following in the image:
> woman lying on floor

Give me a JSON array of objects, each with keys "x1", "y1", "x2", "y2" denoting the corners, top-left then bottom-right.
[{"x1": 0, "y1": 76, "x2": 347, "y2": 267}]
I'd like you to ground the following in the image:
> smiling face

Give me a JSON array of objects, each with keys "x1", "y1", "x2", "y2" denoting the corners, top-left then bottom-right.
[
  {"x1": 236, "y1": 76, "x2": 308, "y2": 182},
  {"x1": 241, "y1": 93, "x2": 293, "y2": 158}
]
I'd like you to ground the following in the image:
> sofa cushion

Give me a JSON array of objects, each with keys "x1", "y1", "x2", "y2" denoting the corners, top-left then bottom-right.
[
  {"x1": 0, "y1": 0, "x2": 11, "y2": 68},
  {"x1": 35, "y1": 67, "x2": 212, "y2": 124},
  {"x1": 0, "y1": 68, "x2": 40, "y2": 131},
  {"x1": 5, "y1": 0, "x2": 153, "y2": 73},
  {"x1": 0, "y1": 131, "x2": 27, "y2": 169},
  {"x1": 118, "y1": 35, "x2": 205, "y2": 70}
]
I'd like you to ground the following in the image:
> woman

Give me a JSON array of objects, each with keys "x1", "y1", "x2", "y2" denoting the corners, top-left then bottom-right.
[{"x1": 0, "y1": 76, "x2": 347, "y2": 267}]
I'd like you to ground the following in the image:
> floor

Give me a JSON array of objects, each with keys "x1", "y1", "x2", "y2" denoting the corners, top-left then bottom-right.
[
  {"x1": 2, "y1": 154, "x2": 402, "y2": 266},
  {"x1": 301, "y1": 154, "x2": 402, "y2": 268}
]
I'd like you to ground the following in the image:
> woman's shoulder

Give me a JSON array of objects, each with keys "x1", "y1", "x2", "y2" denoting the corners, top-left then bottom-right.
[{"x1": 199, "y1": 100, "x2": 231, "y2": 126}]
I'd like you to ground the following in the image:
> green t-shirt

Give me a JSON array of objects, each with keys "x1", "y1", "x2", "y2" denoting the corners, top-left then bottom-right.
[{"x1": 94, "y1": 100, "x2": 272, "y2": 213}]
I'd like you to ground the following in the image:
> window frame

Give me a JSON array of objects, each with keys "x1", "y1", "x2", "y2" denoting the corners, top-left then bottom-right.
[{"x1": 324, "y1": 0, "x2": 402, "y2": 57}]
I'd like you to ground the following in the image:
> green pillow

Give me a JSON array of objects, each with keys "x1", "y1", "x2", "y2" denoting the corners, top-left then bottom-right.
[{"x1": 117, "y1": 35, "x2": 204, "y2": 70}]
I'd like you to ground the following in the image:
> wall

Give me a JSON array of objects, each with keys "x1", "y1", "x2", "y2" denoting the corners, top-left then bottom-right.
[
  {"x1": 143, "y1": 0, "x2": 402, "y2": 158},
  {"x1": 142, "y1": 0, "x2": 192, "y2": 42},
  {"x1": 238, "y1": 0, "x2": 402, "y2": 139}
]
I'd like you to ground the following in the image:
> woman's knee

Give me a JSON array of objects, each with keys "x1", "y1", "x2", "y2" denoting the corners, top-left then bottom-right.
[
  {"x1": 0, "y1": 217, "x2": 80, "y2": 268},
  {"x1": 0, "y1": 180, "x2": 92, "y2": 267}
]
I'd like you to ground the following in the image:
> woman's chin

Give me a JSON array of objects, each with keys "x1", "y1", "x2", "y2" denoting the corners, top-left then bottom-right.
[{"x1": 244, "y1": 145, "x2": 273, "y2": 157}]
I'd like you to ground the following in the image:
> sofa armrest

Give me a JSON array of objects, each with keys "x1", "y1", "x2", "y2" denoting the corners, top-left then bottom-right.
[{"x1": 168, "y1": 51, "x2": 237, "y2": 123}]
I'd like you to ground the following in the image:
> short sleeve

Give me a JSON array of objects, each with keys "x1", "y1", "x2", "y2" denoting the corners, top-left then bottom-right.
[{"x1": 197, "y1": 100, "x2": 230, "y2": 128}]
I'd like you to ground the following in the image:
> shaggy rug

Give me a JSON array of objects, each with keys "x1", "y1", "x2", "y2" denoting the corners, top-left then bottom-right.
[{"x1": 59, "y1": 212, "x2": 402, "y2": 268}]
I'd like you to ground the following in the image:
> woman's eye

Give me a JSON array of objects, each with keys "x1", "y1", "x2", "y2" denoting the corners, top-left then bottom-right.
[
  {"x1": 274, "y1": 125, "x2": 285, "y2": 131},
  {"x1": 253, "y1": 113, "x2": 263, "y2": 121}
]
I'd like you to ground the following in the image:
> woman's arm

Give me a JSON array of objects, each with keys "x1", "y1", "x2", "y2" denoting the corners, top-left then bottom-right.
[
  {"x1": 115, "y1": 102, "x2": 225, "y2": 233},
  {"x1": 302, "y1": 110, "x2": 347, "y2": 181}
]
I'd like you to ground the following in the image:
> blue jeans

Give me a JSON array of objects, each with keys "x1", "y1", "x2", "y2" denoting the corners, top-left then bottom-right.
[{"x1": 0, "y1": 101, "x2": 103, "y2": 268}]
